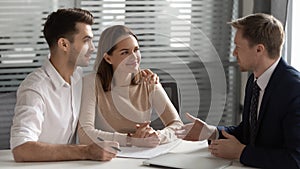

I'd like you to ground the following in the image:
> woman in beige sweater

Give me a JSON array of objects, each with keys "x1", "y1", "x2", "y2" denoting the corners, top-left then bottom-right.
[{"x1": 78, "y1": 25, "x2": 183, "y2": 147}]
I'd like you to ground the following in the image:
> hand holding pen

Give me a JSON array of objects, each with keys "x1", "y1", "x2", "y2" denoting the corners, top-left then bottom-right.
[
  {"x1": 97, "y1": 137, "x2": 121, "y2": 152},
  {"x1": 85, "y1": 141, "x2": 118, "y2": 161}
]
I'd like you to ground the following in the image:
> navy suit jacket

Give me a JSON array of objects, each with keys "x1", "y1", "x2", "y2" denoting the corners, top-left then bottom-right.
[{"x1": 218, "y1": 58, "x2": 300, "y2": 168}]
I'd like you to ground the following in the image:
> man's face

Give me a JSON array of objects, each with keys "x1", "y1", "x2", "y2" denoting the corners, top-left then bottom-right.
[
  {"x1": 69, "y1": 22, "x2": 95, "y2": 67},
  {"x1": 232, "y1": 29, "x2": 257, "y2": 72}
]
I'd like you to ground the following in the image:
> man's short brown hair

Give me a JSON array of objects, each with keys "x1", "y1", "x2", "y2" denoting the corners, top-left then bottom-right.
[
  {"x1": 229, "y1": 13, "x2": 284, "y2": 59},
  {"x1": 43, "y1": 8, "x2": 94, "y2": 48}
]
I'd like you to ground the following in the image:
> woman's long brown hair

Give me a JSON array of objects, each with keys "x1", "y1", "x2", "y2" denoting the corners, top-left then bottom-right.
[{"x1": 94, "y1": 25, "x2": 140, "y2": 92}]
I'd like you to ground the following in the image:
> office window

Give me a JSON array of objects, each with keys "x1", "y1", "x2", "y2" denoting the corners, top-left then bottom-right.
[
  {"x1": 80, "y1": 0, "x2": 240, "y2": 125},
  {"x1": 290, "y1": 0, "x2": 300, "y2": 71},
  {"x1": 0, "y1": 0, "x2": 75, "y2": 92},
  {"x1": 0, "y1": 1, "x2": 47, "y2": 92},
  {"x1": 0, "y1": 0, "x2": 240, "y2": 126}
]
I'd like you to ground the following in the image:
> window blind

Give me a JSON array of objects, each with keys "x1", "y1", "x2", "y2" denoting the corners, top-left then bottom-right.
[
  {"x1": 79, "y1": 0, "x2": 240, "y2": 125},
  {"x1": 0, "y1": 0, "x2": 76, "y2": 93},
  {"x1": 0, "y1": 0, "x2": 240, "y2": 129},
  {"x1": 0, "y1": 0, "x2": 49, "y2": 92}
]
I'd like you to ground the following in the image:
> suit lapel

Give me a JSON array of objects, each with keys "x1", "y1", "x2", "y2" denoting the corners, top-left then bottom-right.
[{"x1": 257, "y1": 58, "x2": 285, "y2": 127}]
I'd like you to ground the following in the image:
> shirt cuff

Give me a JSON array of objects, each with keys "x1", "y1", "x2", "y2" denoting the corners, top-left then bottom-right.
[
  {"x1": 215, "y1": 128, "x2": 219, "y2": 139},
  {"x1": 112, "y1": 132, "x2": 127, "y2": 147}
]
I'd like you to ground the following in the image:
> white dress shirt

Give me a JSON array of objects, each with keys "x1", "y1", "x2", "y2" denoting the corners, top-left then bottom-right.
[{"x1": 10, "y1": 59, "x2": 82, "y2": 149}]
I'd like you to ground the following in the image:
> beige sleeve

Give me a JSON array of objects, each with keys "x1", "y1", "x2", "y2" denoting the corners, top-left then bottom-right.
[
  {"x1": 77, "y1": 73, "x2": 127, "y2": 146},
  {"x1": 149, "y1": 84, "x2": 183, "y2": 144}
]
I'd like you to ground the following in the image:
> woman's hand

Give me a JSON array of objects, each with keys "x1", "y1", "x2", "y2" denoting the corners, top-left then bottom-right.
[
  {"x1": 132, "y1": 121, "x2": 156, "y2": 138},
  {"x1": 130, "y1": 121, "x2": 160, "y2": 147}
]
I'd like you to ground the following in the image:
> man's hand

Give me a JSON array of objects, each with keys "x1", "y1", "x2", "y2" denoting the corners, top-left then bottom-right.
[
  {"x1": 140, "y1": 69, "x2": 159, "y2": 84},
  {"x1": 175, "y1": 112, "x2": 217, "y2": 141},
  {"x1": 86, "y1": 141, "x2": 119, "y2": 161},
  {"x1": 208, "y1": 130, "x2": 245, "y2": 160}
]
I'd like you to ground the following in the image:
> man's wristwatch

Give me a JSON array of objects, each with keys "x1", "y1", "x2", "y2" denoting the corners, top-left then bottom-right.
[{"x1": 126, "y1": 133, "x2": 132, "y2": 147}]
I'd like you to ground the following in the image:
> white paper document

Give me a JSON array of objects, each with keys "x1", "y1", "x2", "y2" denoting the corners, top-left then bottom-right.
[
  {"x1": 143, "y1": 153, "x2": 232, "y2": 169},
  {"x1": 117, "y1": 139, "x2": 182, "y2": 159}
]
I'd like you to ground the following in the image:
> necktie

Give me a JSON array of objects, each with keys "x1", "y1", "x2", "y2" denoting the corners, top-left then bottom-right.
[{"x1": 250, "y1": 80, "x2": 260, "y2": 145}]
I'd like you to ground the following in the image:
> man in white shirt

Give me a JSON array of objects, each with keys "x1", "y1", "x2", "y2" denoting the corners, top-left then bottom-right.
[{"x1": 10, "y1": 8, "x2": 119, "y2": 162}]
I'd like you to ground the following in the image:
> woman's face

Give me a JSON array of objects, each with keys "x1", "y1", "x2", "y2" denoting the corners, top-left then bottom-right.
[{"x1": 105, "y1": 35, "x2": 141, "y2": 73}]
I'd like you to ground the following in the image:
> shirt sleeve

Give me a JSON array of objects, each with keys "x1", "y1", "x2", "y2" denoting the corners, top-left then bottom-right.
[
  {"x1": 78, "y1": 74, "x2": 128, "y2": 146},
  {"x1": 10, "y1": 87, "x2": 45, "y2": 149},
  {"x1": 149, "y1": 84, "x2": 183, "y2": 144}
]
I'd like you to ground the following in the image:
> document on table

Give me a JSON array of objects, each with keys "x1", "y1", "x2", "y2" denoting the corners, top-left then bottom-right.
[
  {"x1": 143, "y1": 153, "x2": 232, "y2": 169},
  {"x1": 117, "y1": 139, "x2": 182, "y2": 159}
]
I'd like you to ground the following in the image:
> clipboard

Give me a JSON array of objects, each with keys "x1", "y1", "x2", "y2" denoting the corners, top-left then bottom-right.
[{"x1": 143, "y1": 153, "x2": 232, "y2": 169}]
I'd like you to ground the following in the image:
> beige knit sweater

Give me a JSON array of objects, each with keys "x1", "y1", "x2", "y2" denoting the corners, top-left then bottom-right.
[{"x1": 78, "y1": 73, "x2": 183, "y2": 146}]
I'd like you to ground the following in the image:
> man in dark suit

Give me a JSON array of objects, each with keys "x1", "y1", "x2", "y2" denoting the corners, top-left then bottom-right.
[{"x1": 175, "y1": 13, "x2": 300, "y2": 168}]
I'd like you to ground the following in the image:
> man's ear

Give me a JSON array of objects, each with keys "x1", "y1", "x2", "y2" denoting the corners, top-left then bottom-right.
[
  {"x1": 256, "y1": 44, "x2": 265, "y2": 55},
  {"x1": 57, "y1": 38, "x2": 69, "y2": 51},
  {"x1": 103, "y1": 53, "x2": 112, "y2": 64}
]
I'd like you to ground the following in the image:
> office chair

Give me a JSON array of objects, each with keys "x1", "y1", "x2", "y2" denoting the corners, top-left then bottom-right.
[
  {"x1": 161, "y1": 82, "x2": 180, "y2": 112},
  {"x1": 150, "y1": 81, "x2": 180, "y2": 130},
  {"x1": 149, "y1": 68, "x2": 180, "y2": 130}
]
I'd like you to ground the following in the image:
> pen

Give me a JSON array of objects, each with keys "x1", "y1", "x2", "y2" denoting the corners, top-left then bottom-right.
[{"x1": 97, "y1": 137, "x2": 121, "y2": 152}]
